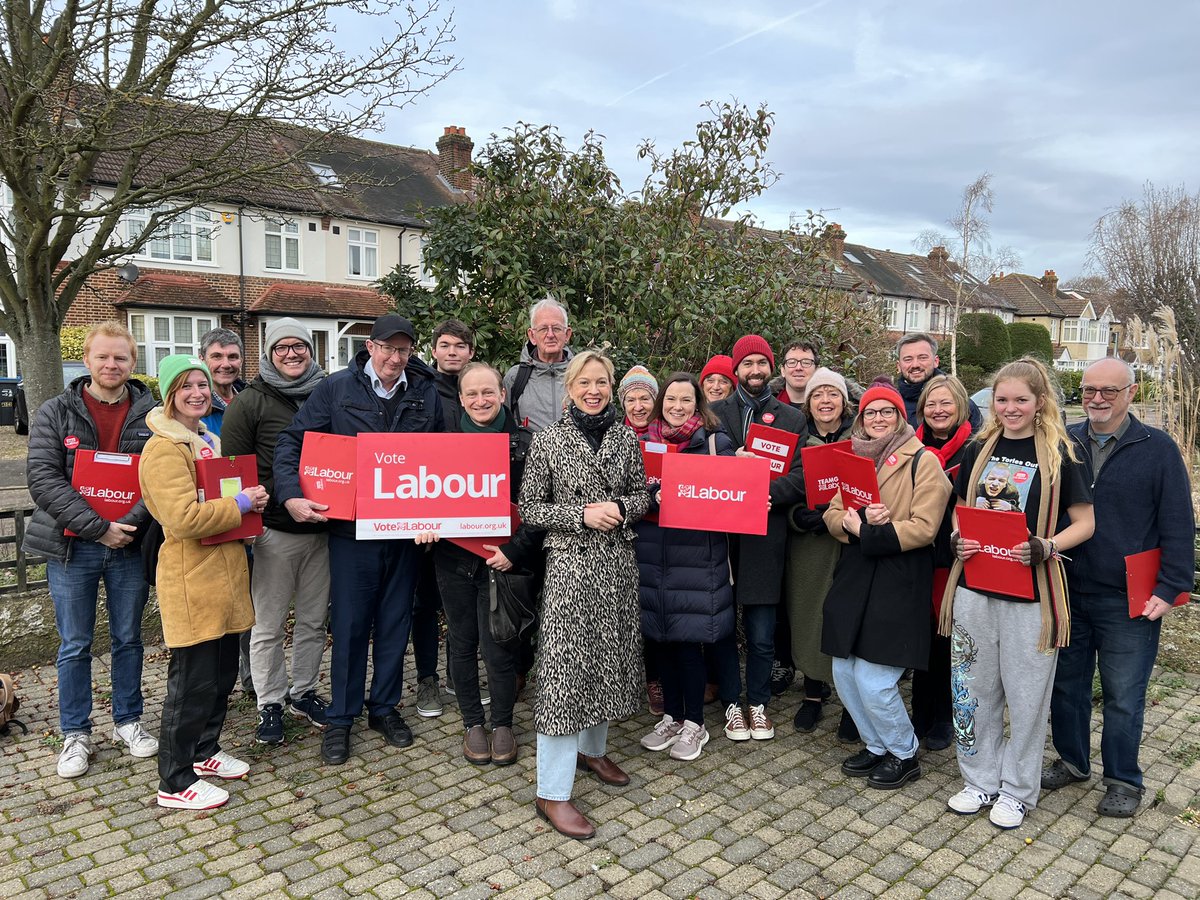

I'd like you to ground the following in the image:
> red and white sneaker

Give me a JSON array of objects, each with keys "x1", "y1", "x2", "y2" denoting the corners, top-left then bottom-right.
[
  {"x1": 192, "y1": 750, "x2": 250, "y2": 780},
  {"x1": 157, "y1": 779, "x2": 229, "y2": 810}
]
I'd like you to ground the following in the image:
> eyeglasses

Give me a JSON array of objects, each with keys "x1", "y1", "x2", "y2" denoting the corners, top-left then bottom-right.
[
  {"x1": 1081, "y1": 384, "x2": 1132, "y2": 400},
  {"x1": 370, "y1": 341, "x2": 413, "y2": 359},
  {"x1": 531, "y1": 324, "x2": 569, "y2": 336},
  {"x1": 272, "y1": 342, "x2": 310, "y2": 357},
  {"x1": 783, "y1": 358, "x2": 816, "y2": 370},
  {"x1": 862, "y1": 408, "x2": 899, "y2": 420}
]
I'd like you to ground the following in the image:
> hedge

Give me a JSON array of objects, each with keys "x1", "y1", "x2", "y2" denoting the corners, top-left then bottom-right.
[
  {"x1": 956, "y1": 313, "x2": 1012, "y2": 373},
  {"x1": 1007, "y1": 322, "x2": 1053, "y2": 362}
]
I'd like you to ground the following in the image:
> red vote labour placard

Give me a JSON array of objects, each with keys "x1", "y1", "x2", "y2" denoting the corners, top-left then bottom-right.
[
  {"x1": 955, "y1": 505, "x2": 1034, "y2": 600},
  {"x1": 196, "y1": 455, "x2": 263, "y2": 545},
  {"x1": 745, "y1": 423, "x2": 799, "y2": 480},
  {"x1": 300, "y1": 432, "x2": 357, "y2": 521},
  {"x1": 66, "y1": 450, "x2": 141, "y2": 537},
  {"x1": 801, "y1": 440, "x2": 851, "y2": 506},
  {"x1": 356, "y1": 433, "x2": 511, "y2": 539},
  {"x1": 833, "y1": 450, "x2": 881, "y2": 510},
  {"x1": 1124, "y1": 548, "x2": 1190, "y2": 618},
  {"x1": 658, "y1": 452, "x2": 770, "y2": 536}
]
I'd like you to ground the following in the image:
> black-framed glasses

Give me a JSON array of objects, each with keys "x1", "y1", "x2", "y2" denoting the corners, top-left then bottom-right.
[
  {"x1": 272, "y1": 342, "x2": 310, "y2": 357},
  {"x1": 783, "y1": 358, "x2": 816, "y2": 370},
  {"x1": 862, "y1": 408, "x2": 898, "y2": 420},
  {"x1": 1081, "y1": 384, "x2": 1132, "y2": 400}
]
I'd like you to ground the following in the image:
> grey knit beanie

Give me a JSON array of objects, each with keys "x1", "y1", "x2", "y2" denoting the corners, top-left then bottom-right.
[{"x1": 264, "y1": 317, "x2": 313, "y2": 353}]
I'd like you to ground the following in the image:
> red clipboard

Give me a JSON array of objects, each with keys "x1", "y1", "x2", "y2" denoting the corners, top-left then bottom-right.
[
  {"x1": 196, "y1": 455, "x2": 262, "y2": 544},
  {"x1": 66, "y1": 450, "x2": 141, "y2": 537},
  {"x1": 745, "y1": 423, "x2": 799, "y2": 480},
  {"x1": 1125, "y1": 548, "x2": 1190, "y2": 617},
  {"x1": 801, "y1": 440, "x2": 851, "y2": 506},
  {"x1": 833, "y1": 450, "x2": 881, "y2": 510},
  {"x1": 448, "y1": 503, "x2": 521, "y2": 560},
  {"x1": 956, "y1": 506, "x2": 1034, "y2": 600},
  {"x1": 299, "y1": 432, "x2": 357, "y2": 520}
]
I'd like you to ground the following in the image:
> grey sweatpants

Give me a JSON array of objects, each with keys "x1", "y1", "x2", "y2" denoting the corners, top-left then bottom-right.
[
  {"x1": 249, "y1": 528, "x2": 331, "y2": 708},
  {"x1": 950, "y1": 586, "x2": 1058, "y2": 808}
]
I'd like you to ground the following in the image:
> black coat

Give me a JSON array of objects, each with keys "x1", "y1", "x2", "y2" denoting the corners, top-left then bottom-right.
[
  {"x1": 635, "y1": 427, "x2": 736, "y2": 643},
  {"x1": 710, "y1": 391, "x2": 809, "y2": 606}
]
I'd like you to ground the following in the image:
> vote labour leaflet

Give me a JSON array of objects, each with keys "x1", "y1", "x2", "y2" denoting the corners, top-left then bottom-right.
[
  {"x1": 299, "y1": 432, "x2": 357, "y2": 520},
  {"x1": 196, "y1": 455, "x2": 263, "y2": 545},
  {"x1": 1124, "y1": 548, "x2": 1191, "y2": 617},
  {"x1": 955, "y1": 505, "x2": 1034, "y2": 600},
  {"x1": 744, "y1": 423, "x2": 799, "y2": 480},
  {"x1": 832, "y1": 450, "x2": 880, "y2": 510},
  {"x1": 800, "y1": 440, "x2": 852, "y2": 506},
  {"x1": 356, "y1": 433, "x2": 511, "y2": 539},
  {"x1": 658, "y1": 452, "x2": 770, "y2": 536},
  {"x1": 66, "y1": 450, "x2": 140, "y2": 537}
]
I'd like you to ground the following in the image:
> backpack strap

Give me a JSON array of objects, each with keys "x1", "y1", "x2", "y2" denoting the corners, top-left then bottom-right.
[
  {"x1": 508, "y1": 361, "x2": 534, "y2": 426},
  {"x1": 911, "y1": 446, "x2": 925, "y2": 487}
]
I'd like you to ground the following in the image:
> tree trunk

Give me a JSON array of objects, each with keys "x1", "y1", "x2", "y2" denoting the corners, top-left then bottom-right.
[{"x1": 11, "y1": 320, "x2": 68, "y2": 418}]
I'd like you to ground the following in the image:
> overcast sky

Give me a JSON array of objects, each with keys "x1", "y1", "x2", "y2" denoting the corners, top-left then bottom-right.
[{"x1": 378, "y1": 0, "x2": 1197, "y2": 281}]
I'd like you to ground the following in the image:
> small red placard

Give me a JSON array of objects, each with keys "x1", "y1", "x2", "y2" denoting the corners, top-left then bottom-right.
[
  {"x1": 1124, "y1": 548, "x2": 1190, "y2": 617},
  {"x1": 66, "y1": 450, "x2": 141, "y2": 537},
  {"x1": 448, "y1": 503, "x2": 522, "y2": 560},
  {"x1": 745, "y1": 423, "x2": 799, "y2": 480},
  {"x1": 956, "y1": 505, "x2": 1034, "y2": 600},
  {"x1": 658, "y1": 453, "x2": 770, "y2": 536},
  {"x1": 196, "y1": 455, "x2": 263, "y2": 545},
  {"x1": 801, "y1": 440, "x2": 852, "y2": 506},
  {"x1": 299, "y1": 432, "x2": 357, "y2": 521},
  {"x1": 833, "y1": 450, "x2": 881, "y2": 510}
]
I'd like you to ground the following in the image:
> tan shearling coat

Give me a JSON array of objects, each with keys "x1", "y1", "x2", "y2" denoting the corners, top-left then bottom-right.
[{"x1": 139, "y1": 407, "x2": 253, "y2": 649}]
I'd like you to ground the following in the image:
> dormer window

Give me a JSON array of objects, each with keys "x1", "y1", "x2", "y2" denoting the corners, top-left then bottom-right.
[{"x1": 307, "y1": 163, "x2": 341, "y2": 188}]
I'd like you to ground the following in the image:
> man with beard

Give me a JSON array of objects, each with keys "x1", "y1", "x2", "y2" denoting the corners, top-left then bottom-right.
[
  {"x1": 709, "y1": 335, "x2": 809, "y2": 743},
  {"x1": 894, "y1": 334, "x2": 981, "y2": 429},
  {"x1": 1043, "y1": 358, "x2": 1194, "y2": 818}
]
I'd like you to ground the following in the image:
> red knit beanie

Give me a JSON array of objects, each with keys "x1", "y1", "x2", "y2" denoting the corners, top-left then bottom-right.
[
  {"x1": 731, "y1": 335, "x2": 775, "y2": 370},
  {"x1": 700, "y1": 354, "x2": 735, "y2": 385},
  {"x1": 857, "y1": 383, "x2": 906, "y2": 419}
]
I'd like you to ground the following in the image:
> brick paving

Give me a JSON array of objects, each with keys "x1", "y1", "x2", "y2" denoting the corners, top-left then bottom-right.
[{"x1": 2, "y1": 648, "x2": 1198, "y2": 899}]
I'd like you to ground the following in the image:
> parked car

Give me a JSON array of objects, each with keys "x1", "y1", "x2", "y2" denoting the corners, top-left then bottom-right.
[
  {"x1": 14, "y1": 361, "x2": 89, "y2": 435},
  {"x1": 970, "y1": 387, "x2": 992, "y2": 424}
]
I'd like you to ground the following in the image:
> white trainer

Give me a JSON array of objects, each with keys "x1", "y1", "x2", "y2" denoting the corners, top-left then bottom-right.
[
  {"x1": 989, "y1": 795, "x2": 1027, "y2": 829},
  {"x1": 57, "y1": 733, "x2": 96, "y2": 779},
  {"x1": 157, "y1": 779, "x2": 230, "y2": 811},
  {"x1": 192, "y1": 750, "x2": 250, "y2": 780},
  {"x1": 947, "y1": 787, "x2": 998, "y2": 815},
  {"x1": 669, "y1": 721, "x2": 710, "y2": 761},
  {"x1": 640, "y1": 715, "x2": 683, "y2": 751},
  {"x1": 113, "y1": 721, "x2": 159, "y2": 758}
]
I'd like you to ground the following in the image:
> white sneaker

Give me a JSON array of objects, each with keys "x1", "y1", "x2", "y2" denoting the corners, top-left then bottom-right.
[
  {"x1": 157, "y1": 779, "x2": 230, "y2": 810},
  {"x1": 724, "y1": 704, "x2": 751, "y2": 741},
  {"x1": 947, "y1": 787, "x2": 998, "y2": 815},
  {"x1": 57, "y1": 733, "x2": 96, "y2": 779},
  {"x1": 747, "y1": 704, "x2": 775, "y2": 740},
  {"x1": 192, "y1": 750, "x2": 250, "y2": 780},
  {"x1": 669, "y1": 721, "x2": 710, "y2": 761},
  {"x1": 113, "y1": 721, "x2": 159, "y2": 758},
  {"x1": 640, "y1": 715, "x2": 683, "y2": 751},
  {"x1": 989, "y1": 795, "x2": 1027, "y2": 829}
]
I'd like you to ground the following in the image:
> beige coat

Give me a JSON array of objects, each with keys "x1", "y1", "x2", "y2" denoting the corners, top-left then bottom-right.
[{"x1": 139, "y1": 408, "x2": 253, "y2": 649}]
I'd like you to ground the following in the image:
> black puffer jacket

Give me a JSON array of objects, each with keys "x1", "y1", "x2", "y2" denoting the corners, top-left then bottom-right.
[{"x1": 23, "y1": 377, "x2": 157, "y2": 561}]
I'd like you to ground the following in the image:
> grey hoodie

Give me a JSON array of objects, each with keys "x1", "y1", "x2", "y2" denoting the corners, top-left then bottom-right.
[{"x1": 503, "y1": 342, "x2": 575, "y2": 432}]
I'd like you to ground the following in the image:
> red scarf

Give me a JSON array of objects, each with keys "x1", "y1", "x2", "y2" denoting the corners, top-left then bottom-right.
[
  {"x1": 915, "y1": 420, "x2": 972, "y2": 469},
  {"x1": 645, "y1": 415, "x2": 703, "y2": 446},
  {"x1": 624, "y1": 416, "x2": 652, "y2": 437}
]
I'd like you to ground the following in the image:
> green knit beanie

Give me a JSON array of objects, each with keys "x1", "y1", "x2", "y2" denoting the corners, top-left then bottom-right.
[{"x1": 158, "y1": 354, "x2": 212, "y2": 397}]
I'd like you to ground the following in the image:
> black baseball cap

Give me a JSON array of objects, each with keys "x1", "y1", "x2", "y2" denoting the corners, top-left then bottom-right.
[{"x1": 370, "y1": 314, "x2": 417, "y2": 343}]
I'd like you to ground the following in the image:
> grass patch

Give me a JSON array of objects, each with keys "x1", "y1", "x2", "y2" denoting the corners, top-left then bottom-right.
[{"x1": 1167, "y1": 742, "x2": 1200, "y2": 768}]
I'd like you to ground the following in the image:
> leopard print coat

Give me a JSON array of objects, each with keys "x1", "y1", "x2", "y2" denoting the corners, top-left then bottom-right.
[{"x1": 518, "y1": 414, "x2": 650, "y2": 736}]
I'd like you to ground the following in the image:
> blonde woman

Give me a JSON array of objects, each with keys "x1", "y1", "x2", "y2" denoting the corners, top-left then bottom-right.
[{"x1": 941, "y1": 357, "x2": 1094, "y2": 829}]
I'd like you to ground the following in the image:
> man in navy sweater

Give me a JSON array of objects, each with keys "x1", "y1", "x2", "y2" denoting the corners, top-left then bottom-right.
[{"x1": 1043, "y1": 358, "x2": 1195, "y2": 817}]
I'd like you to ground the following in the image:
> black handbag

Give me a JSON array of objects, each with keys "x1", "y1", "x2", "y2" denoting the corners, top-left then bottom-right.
[{"x1": 488, "y1": 569, "x2": 540, "y2": 644}]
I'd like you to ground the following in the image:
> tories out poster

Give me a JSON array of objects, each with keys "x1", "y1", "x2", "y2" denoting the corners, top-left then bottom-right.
[
  {"x1": 658, "y1": 452, "x2": 770, "y2": 536},
  {"x1": 355, "y1": 433, "x2": 511, "y2": 539}
]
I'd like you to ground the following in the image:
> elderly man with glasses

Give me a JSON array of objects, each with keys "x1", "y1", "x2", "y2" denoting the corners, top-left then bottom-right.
[
  {"x1": 503, "y1": 296, "x2": 576, "y2": 432},
  {"x1": 273, "y1": 314, "x2": 444, "y2": 765},
  {"x1": 1042, "y1": 358, "x2": 1195, "y2": 818}
]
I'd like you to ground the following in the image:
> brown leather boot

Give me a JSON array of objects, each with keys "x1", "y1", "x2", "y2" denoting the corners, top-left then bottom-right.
[
  {"x1": 535, "y1": 797, "x2": 595, "y2": 839},
  {"x1": 576, "y1": 752, "x2": 630, "y2": 786},
  {"x1": 491, "y1": 726, "x2": 517, "y2": 766}
]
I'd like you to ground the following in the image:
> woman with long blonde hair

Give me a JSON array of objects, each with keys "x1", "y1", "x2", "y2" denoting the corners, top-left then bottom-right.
[{"x1": 940, "y1": 357, "x2": 1094, "y2": 830}]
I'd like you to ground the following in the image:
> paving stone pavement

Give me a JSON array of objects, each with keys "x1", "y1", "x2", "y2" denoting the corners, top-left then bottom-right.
[{"x1": 2, "y1": 647, "x2": 1198, "y2": 899}]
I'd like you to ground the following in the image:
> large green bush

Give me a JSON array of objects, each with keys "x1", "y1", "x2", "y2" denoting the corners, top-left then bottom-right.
[
  {"x1": 131, "y1": 374, "x2": 161, "y2": 400},
  {"x1": 1007, "y1": 322, "x2": 1053, "y2": 362},
  {"x1": 956, "y1": 364, "x2": 988, "y2": 395},
  {"x1": 957, "y1": 313, "x2": 1011, "y2": 373}
]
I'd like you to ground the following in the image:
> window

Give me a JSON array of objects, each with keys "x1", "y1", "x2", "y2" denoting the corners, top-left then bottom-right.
[
  {"x1": 347, "y1": 228, "x2": 378, "y2": 278},
  {"x1": 929, "y1": 305, "x2": 942, "y2": 334},
  {"x1": 338, "y1": 335, "x2": 368, "y2": 367},
  {"x1": 0, "y1": 180, "x2": 12, "y2": 232},
  {"x1": 906, "y1": 304, "x2": 922, "y2": 331},
  {"x1": 128, "y1": 312, "x2": 216, "y2": 375},
  {"x1": 307, "y1": 162, "x2": 340, "y2": 187},
  {"x1": 418, "y1": 234, "x2": 433, "y2": 283},
  {"x1": 883, "y1": 297, "x2": 900, "y2": 329},
  {"x1": 1062, "y1": 319, "x2": 1080, "y2": 343},
  {"x1": 125, "y1": 206, "x2": 214, "y2": 263},
  {"x1": 265, "y1": 220, "x2": 300, "y2": 271}
]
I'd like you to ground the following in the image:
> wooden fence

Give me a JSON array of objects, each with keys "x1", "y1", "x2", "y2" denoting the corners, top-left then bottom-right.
[{"x1": 0, "y1": 506, "x2": 47, "y2": 594}]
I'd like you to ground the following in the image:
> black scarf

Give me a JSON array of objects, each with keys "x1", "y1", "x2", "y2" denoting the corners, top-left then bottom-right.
[
  {"x1": 569, "y1": 403, "x2": 617, "y2": 451},
  {"x1": 734, "y1": 381, "x2": 772, "y2": 442}
]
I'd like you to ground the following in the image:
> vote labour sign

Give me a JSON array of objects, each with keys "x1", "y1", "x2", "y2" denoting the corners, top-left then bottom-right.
[
  {"x1": 744, "y1": 423, "x2": 798, "y2": 480},
  {"x1": 355, "y1": 433, "x2": 511, "y2": 540},
  {"x1": 658, "y1": 452, "x2": 770, "y2": 536}
]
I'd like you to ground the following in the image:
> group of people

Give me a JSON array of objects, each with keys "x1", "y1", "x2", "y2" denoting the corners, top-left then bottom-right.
[{"x1": 26, "y1": 299, "x2": 1194, "y2": 840}]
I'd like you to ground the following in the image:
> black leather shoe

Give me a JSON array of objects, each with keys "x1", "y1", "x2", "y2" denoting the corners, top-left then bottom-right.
[
  {"x1": 368, "y1": 711, "x2": 414, "y2": 748},
  {"x1": 841, "y1": 748, "x2": 886, "y2": 777},
  {"x1": 867, "y1": 753, "x2": 921, "y2": 790},
  {"x1": 321, "y1": 725, "x2": 350, "y2": 765}
]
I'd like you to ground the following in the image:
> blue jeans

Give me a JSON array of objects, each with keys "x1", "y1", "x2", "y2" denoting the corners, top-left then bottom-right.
[
  {"x1": 536, "y1": 722, "x2": 609, "y2": 801},
  {"x1": 48, "y1": 540, "x2": 149, "y2": 734},
  {"x1": 714, "y1": 604, "x2": 775, "y2": 707},
  {"x1": 833, "y1": 655, "x2": 918, "y2": 760},
  {"x1": 1050, "y1": 591, "x2": 1161, "y2": 791}
]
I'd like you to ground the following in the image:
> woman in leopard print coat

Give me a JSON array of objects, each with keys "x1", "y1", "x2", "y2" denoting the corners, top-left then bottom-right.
[{"x1": 518, "y1": 350, "x2": 650, "y2": 839}]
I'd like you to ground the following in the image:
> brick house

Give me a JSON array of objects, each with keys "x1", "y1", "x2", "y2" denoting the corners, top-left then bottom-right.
[{"x1": 3, "y1": 125, "x2": 475, "y2": 378}]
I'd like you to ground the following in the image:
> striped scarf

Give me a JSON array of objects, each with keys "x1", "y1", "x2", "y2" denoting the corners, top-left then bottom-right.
[{"x1": 937, "y1": 429, "x2": 1071, "y2": 652}]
